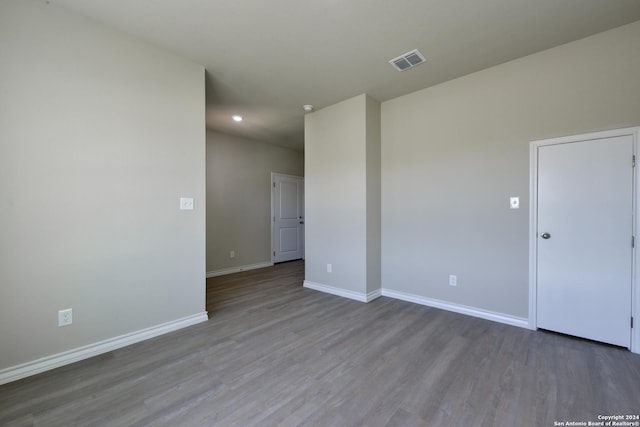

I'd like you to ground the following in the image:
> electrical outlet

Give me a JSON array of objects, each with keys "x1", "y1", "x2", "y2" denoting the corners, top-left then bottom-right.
[
  {"x1": 58, "y1": 308, "x2": 73, "y2": 327},
  {"x1": 230, "y1": 250, "x2": 235, "y2": 258},
  {"x1": 327, "y1": 264, "x2": 332, "y2": 273},
  {"x1": 179, "y1": 197, "x2": 194, "y2": 210},
  {"x1": 449, "y1": 275, "x2": 457, "y2": 287}
]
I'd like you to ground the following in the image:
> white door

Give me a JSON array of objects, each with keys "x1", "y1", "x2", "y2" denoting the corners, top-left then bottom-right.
[
  {"x1": 272, "y1": 174, "x2": 304, "y2": 263},
  {"x1": 536, "y1": 135, "x2": 633, "y2": 347}
]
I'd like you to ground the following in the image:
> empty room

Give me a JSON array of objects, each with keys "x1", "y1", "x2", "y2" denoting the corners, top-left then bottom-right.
[{"x1": 1, "y1": 0, "x2": 640, "y2": 425}]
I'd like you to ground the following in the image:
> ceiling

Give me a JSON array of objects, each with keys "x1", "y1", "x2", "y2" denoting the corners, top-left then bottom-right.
[{"x1": 51, "y1": 0, "x2": 640, "y2": 151}]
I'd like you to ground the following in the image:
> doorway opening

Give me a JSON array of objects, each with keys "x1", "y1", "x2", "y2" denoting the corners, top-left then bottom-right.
[
  {"x1": 271, "y1": 173, "x2": 304, "y2": 264},
  {"x1": 529, "y1": 127, "x2": 640, "y2": 353}
]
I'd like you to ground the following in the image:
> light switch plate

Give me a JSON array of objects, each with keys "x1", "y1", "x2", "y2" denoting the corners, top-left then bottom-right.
[
  {"x1": 180, "y1": 197, "x2": 194, "y2": 210},
  {"x1": 510, "y1": 197, "x2": 519, "y2": 209}
]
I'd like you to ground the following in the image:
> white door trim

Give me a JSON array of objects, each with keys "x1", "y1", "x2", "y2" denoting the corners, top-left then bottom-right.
[
  {"x1": 271, "y1": 172, "x2": 304, "y2": 263},
  {"x1": 529, "y1": 126, "x2": 640, "y2": 354}
]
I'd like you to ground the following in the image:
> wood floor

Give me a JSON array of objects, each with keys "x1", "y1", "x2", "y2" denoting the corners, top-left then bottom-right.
[{"x1": 2, "y1": 260, "x2": 639, "y2": 426}]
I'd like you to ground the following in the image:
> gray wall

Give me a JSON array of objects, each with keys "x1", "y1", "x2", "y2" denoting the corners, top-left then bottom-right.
[
  {"x1": 366, "y1": 96, "x2": 382, "y2": 294},
  {"x1": 206, "y1": 130, "x2": 303, "y2": 273},
  {"x1": 0, "y1": 1, "x2": 206, "y2": 370},
  {"x1": 305, "y1": 94, "x2": 381, "y2": 296},
  {"x1": 381, "y1": 21, "x2": 640, "y2": 318}
]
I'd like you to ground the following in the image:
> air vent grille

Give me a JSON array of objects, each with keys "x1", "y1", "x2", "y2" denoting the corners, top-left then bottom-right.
[{"x1": 389, "y1": 49, "x2": 426, "y2": 72}]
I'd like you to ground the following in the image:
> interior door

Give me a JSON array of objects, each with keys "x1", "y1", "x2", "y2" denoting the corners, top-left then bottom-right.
[
  {"x1": 273, "y1": 174, "x2": 304, "y2": 263},
  {"x1": 536, "y1": 135, "x2": 633, "y2": 347}
]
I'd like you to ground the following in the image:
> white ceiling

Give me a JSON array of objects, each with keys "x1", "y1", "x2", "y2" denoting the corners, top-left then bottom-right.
[{"x1": 51, "y1": 0, "x2": 640, "y2": 151}]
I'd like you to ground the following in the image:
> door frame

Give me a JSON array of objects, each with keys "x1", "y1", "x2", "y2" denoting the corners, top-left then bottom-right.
[
  {"x1": 271, "y1": 172, "x2": 304, "y2": 264},
  {"x1": 528, "y1": 126, "x2": 640, "y2": 354}
]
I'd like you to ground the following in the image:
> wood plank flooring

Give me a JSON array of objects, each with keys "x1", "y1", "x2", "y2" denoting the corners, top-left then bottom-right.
[{"x1": 1, "y1": 260, "x2": 639, "y2": 426}]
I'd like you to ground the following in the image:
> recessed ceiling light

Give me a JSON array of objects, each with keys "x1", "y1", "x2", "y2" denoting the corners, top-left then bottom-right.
[{"x1": 232, "y1": 115, "x2": 243, "y2": 122}]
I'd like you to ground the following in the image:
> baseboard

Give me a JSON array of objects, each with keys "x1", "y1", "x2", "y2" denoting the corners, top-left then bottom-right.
[
  {"x1": 366, "y1": 288, "x2": 382, "y2": 302},
  {"x1": 0, "y1": 312, "x2": 209, "y2": 385},
  {"x1": 381, "y1": 288, "x2": 529, "y2": 329},
  {"x1": 206, "y1": 262, "x2": 273, "y2": 278},
  {"x1": 303, "y1": 280, "x2": 381, "y2": 303}
]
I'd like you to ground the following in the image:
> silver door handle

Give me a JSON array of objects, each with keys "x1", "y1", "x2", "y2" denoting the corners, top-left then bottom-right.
[{"x1": 541, "y1": 232, "x2": 551, "y2": 239}]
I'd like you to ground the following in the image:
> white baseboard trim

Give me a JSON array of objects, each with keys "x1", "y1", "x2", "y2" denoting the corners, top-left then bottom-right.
[
  {"x1": 381, "y1": 288, "x2": 529, "y2": 329},
  {"x1": 0, "y1": 312, "x2": 209, "y2": 385},
  {"x1": 303, "y1": 280, "x2": 381, "y2": 303},
  {"x1": 206, "y1": 262, "x2": 273, "y2": 278},
  {"x1": 367, "y1": 289, "x2": 382, "y2": 302}
]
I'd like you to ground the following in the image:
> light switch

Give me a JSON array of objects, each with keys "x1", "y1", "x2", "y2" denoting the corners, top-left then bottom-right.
[
  {"x1": 510, "y1": 197, "x2": 519, "y2": 209},
  {"x1": 180, "y1": 197, "x2": 194, "y2": 210}
]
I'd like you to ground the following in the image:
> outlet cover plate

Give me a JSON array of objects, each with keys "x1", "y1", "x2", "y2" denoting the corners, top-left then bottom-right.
[
  {"x1": 58, "y1": 308, "x2": 73, "y2": 327},
  {"x1": 180, "y1": 197, "x2": 194, "y2": 210}
]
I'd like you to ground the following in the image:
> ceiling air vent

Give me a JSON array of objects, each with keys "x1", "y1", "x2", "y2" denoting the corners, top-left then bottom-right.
[{"x1": 389, "y1": 49, "x2": 426, "y2": 72}]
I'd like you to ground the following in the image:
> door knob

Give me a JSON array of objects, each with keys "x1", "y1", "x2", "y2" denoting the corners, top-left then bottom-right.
[
  {"x1": 541, "y1": 232, "x2": 551, "y2": 239},
  {"x1": 300, "y1": 221, "x2": 304, "y2": 224}
]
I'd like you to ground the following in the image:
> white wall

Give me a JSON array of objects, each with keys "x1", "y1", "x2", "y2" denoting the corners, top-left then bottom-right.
[
  {"x1": 0, "y1": 0, "x2": 206, "y2": 375},
  {"x1": 305, "y1": 94, "x2": 381, "y2": 298},
  {"x1": 381, "y1": 21, "x2": 640, "y2": 318},
  {"x1": 206, "y1": 131, "x2": 304, "y2": 273}
]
